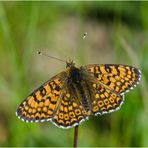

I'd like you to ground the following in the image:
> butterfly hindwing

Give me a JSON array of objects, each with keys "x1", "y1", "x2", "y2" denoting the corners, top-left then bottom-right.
[
  {"x1": 90, "y1": 81, "x2": 124, "y2": 115},
  {"x1": 83, "y1": 64, "x2": 141, "y2": 95},
  {"x1": 52, "y1": 88, "x2": 89, "y2": 128},
  {"x1": 16, "y1": 72, "x2": 67, "y2": 122}
]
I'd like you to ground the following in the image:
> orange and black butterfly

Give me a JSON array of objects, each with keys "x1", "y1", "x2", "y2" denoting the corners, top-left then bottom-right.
[{"x1": 16, "y1": 59, "x2": 141, "y2": 128}]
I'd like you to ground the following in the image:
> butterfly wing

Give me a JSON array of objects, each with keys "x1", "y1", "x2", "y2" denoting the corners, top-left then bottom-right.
[
  {"x1": 16, "y1": 71, "x2": 67, "y2": 123},
  {"x1": 52, "y1": 88, "x2": 89, "y2": 128},
  {"x1": 82, "y1": 64, "x2": 141, "y2": 95},
  {"x1": 90, "y1": 81, "x2": 124, "y2": 115}
]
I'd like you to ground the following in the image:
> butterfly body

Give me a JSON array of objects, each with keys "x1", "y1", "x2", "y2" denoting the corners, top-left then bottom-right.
[
  {"x1": 68, "y1": 66, "x2": 92, "y2": 112},
  {"x1": 16, "y1": 60, "x2": 141, "y2": 128}
]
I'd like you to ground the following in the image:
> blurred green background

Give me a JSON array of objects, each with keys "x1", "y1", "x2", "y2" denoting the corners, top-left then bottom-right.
[{"x1": 0, "y1": 1, "x2": 148, "y2": 147}]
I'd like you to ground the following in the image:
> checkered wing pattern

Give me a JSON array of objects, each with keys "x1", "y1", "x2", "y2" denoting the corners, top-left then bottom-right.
[
  {"x1": 16, "y1": 72, "x2": 67, "y2": 123},
  {"x1": 84, "y1": 64, "x2": 141, "y2": 95},
  {"x1": 52, "y1": 89, "x2": 89, "y2": 128},
  {"x1": 91, "y1": 82, "x2": 124, "y2": 115}
]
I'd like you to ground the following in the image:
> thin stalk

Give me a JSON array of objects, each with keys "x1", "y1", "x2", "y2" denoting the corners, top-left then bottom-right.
[{"x1": 73, "y1": 125, "x2": 79, "y2": 148}]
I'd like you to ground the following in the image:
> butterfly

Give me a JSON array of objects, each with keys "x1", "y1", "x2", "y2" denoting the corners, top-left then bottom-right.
[{"x1": 16, "y1": 60, "x2": 141, "y2": 129}]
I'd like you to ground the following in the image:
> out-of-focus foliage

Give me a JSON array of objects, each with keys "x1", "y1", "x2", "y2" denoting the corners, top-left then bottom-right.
[{"x1": 0, "y1": 1, "x2": 148, "y2": 147}]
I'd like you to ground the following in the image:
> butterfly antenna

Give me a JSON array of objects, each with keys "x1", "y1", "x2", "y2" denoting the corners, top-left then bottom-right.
[
  {"x1": 37, "y1": 51, "x2": 66, "y2": 63},
  {"x1": 83, "y1": 32, "x2": 87, "y2": 39}
]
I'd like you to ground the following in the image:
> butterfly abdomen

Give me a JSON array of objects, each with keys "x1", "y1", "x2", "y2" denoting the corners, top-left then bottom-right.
[{"x1": 69, "y1": 67, "x2": 91, "y2": 112}]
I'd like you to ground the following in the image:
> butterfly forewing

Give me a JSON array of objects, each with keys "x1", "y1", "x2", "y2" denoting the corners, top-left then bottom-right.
[
  {"x1": 16, "y1": 72, "x2": 67, "y2": 122},
  {"x1": 83, "y1": 64, "x2": 141, "y2": 95}
]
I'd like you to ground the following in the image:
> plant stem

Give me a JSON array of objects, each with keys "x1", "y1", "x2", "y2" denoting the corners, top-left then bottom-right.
[{"x1": 73, "y1": 125, "x2": 79, "y2": 148}]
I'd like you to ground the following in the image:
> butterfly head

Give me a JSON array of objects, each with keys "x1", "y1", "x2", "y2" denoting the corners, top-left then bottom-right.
[{"x1": 66, "y1": 59, "x2": 75, "y2": 68}]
